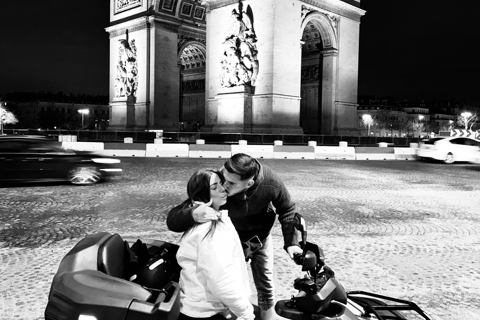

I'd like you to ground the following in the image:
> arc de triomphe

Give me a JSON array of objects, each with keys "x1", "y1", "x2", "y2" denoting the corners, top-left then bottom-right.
[{"x1": 106, "y1": 0, "x2": 365, "y2": 134}]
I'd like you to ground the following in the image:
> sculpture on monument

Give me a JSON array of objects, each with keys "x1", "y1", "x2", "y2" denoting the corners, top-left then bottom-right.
[
  {"x1": 220, "y1": 5, "x2": 259, "y2": 88},
  {"x1": 115, "y1": 36, "x2": 138, "y2": 98}
]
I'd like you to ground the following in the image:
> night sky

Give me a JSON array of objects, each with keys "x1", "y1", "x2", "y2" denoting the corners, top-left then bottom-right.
[{"x1": 1, "y1": 1, "x2": 479, "y2": 102}]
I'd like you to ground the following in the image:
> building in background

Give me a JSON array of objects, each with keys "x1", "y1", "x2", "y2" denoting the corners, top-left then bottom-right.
[{"x1": 0, "y1": 92, "x2": 110, "y2": 130}]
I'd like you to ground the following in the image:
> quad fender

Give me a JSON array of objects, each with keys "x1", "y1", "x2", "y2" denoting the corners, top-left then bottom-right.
[{"x1": 265, "y1": 302, "x2": 358, "y2": 320}]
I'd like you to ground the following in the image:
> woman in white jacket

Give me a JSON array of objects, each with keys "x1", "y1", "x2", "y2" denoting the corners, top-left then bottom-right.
[{"x1": 176, "y1": 169, "x2": 255, "y2": 320}]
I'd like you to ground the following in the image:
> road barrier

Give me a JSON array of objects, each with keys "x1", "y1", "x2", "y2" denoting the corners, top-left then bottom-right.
[
  {"x1": 273, "y1": 146, "x2": 315, "y2": 159},
  {"x1": 61, "y1": 141, "x2": 422, "y2": 161},
  {"x1": 145, "y1": 143, "x2": 189, "y2": 157},
  {"x1": 354, "y1": 147, "x2": 396, "y2": 160}
]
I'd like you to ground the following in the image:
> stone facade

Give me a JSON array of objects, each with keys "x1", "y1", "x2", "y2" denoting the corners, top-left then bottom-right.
[{"x1": 105, "y1": 0, "x2": 365, "y2": 134}]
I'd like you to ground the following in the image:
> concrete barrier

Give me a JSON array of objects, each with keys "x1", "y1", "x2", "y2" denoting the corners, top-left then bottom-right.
[
  {"x1": 145, "y1": 143, "x2": 189, "y2": 157},
  {"x1": 315, "y1": 146, "x2": 356, "y2": 160},
  {"x1": 124, "y1": 137, "x2": 133, "y2": 143},
  {"x1": 394, "y1": 147, "x2": 417, "y2": 160},
  {"x1": 231, "y1": 145, "x2": 274, "y2": 159},
  {"x1": 355, "y1": 147, "x2": 396, "y2": 160},
  {"x1": 102, "y1": 143, "x2": 146, "y2": 157},
  {"x1": 273, "y1": 146, "x2": 315, "y2": 159},
  {"x1": 189, "y1": 144, "x2": 232, "y2": 158},
  {"x1": 62, "y1": 141, "x2": 104, "y2": 151},
  {"x1": 101, "y1": 149, "x2": 146, "y2": 157}
]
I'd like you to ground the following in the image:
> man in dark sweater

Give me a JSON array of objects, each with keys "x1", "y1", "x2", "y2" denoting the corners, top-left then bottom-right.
[{"x1": 166, "y1": 153, "x2": 303, "y2": 316}]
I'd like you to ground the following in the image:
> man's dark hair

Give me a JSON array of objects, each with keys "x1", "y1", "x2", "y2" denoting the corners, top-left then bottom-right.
[{"x1": 224, "y1": 153, "x2": 260, "y2": 180}]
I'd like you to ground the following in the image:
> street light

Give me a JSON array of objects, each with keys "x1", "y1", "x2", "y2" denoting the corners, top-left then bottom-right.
[
  {"x1": 78, "y1": 109, "x2": 89, "y2": 129},
  {"x1": 362, "y1": 114, "x2": 373, "y2": 136},
  {"x1": 0, "y1": 102, "x2": 5, "y2": 136},
  {"x1": 418, "y1": 115, "x2": 424, "y2": 121},
  {"x1": 0, "y1": 114, "x2": 5, "y2": 136}
]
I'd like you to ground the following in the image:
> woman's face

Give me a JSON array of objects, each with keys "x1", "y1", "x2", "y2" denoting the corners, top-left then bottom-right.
[{"x1": 210, "y1": 173, "x2": 227, "y2": 210}]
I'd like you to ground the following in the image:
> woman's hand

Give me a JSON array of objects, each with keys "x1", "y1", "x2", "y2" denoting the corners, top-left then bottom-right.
[{"x1": 192, "y1": 199, "x2": 219, "y2": 223}]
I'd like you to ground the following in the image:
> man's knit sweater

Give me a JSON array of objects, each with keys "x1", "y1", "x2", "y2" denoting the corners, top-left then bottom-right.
[{"x1": 166, "y1": 163, "x2": 299, "y2": 250}]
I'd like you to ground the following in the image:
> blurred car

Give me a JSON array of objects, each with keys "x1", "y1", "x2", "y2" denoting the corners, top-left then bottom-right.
[
  {"x1": 0, "y1": 136, "x2": 122, "y2": 185},
  {"x1": 416, "y1": 136, "x2": 480, "y2": 164}
]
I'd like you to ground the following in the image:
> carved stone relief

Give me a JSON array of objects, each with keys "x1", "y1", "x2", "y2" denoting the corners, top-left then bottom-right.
[
  {"x1": 220, "y1": 4, "x2": 259, "y2": 88},
  {"x1": 115, "y1": 34, "x2": 139, "y2": 98}
]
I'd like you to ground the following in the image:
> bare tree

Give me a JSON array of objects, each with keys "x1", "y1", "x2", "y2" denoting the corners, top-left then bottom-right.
[
  {"x1": 409, "y1": 120, "x2": 425, "y2": 137},
  {"x1": 457, "y1": 112, "x2": 477, "y2": 130},
  {"x1": 0, "y1": 104, "x2": 18, "y2": 134}
]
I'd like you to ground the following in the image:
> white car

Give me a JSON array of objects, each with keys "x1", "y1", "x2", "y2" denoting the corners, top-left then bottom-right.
[{"x1": 416, "y1": 136, "x2": 480, "y2": 164}]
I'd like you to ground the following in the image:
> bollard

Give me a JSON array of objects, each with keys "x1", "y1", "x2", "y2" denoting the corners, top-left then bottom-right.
[
  {"x1": 196, "y1": 139, "x2": 205, "y2": 145},
  {"x1": 339, "y1": 141, "x2": 348, "y2": 148},
  {"x1": 239, "y1": 140, "x2": 248, "y2": 145},
  {"x1": 274, "y1": 140, "x2": 283, "y2": 146},
  {"x1": 308, "y1": 141, "x2": 317, "y2": 147}
]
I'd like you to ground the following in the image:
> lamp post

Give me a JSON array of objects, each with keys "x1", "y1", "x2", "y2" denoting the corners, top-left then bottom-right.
[
  {"x1": 78, "y1": 109, "x2": 89, "y2": 129},
  {"x1": 0, "y1": 114, "x2": 5, "y2": 136},
  {"x1": 362, "y1": 114, "x2": 373, "y2": 136},
  {"x1": 460, "y1": 112, "x2": 472, "y2": 130},
  {"x1": 0, "y1": 103, "x2": 5, "y2": 136}
]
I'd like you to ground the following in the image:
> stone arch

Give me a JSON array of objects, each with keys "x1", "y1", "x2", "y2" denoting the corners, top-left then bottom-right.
[
  {"x1": 300, "y1": 11, "x2": 338, "y2": 50},
  {"x1": 177, "y1": 40, "x2": 206, "y2": 68},
  {"x1": 178, "y1": 40, "x2": 207, "y2": 131},
  {"x1": 299, "y1": 11, "x2": 339, "y2": 134}
]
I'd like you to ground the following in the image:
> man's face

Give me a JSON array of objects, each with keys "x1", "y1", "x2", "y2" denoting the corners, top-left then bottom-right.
[{"x1": 221, "y1": 168, "x2": 254, "y2": 196}]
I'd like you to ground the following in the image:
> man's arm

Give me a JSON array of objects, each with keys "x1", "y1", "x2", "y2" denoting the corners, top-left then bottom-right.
[
  {"x1": 166, "y1": 200, "x2": 197, "y2": 233},
  {"x1": 166, "y1": 200, "x2": 219, "y2": 232},
  {"x1": 269, "y1": 171, "x2": 300, "y2": 250}
]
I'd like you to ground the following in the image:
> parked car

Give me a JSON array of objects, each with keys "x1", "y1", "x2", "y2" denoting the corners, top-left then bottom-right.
[
  {"x1": 0, "y1": 136, "x2": 122, "y2": 185},
  {"x1": 416, "y1": 136, "x2": 480, "y2": 164}
]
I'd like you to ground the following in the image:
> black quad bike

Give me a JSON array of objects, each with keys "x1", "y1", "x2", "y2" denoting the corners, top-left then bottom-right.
[
  {"x1": 265, "y1": 214, "x2": 433, "y2": 320},
  {"x1": 45, "y1": 215, "x2": 433, "y2": 320}
]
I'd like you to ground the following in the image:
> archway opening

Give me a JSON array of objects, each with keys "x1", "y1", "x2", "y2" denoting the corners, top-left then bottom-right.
[
  {"x1": 300, "y1": 21, "x2": 324, "y2": 134},
  {"x1": 179, "y1": 44, "x2": 206, "y2": 131}
]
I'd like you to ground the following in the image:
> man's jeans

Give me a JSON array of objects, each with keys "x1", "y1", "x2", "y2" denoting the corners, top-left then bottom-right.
[{"x1": 250, "y1": 233, "x2": 275, "y2": 312}]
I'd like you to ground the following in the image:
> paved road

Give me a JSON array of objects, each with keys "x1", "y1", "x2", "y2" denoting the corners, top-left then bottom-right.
[{"x1": 1, "y1": 158, "x2": 479, "y2": 320}]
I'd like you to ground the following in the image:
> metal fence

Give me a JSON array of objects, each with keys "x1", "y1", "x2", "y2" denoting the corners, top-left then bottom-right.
[{"x1": 2, "y1": 129, "x2": 423, "y2": 146}]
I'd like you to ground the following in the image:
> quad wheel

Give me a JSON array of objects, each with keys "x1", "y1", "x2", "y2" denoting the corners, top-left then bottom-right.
[
  {"x1": 443, "y1": 152, "x2": 455, "y2": 164},
  {"x1": 68, "y1": 166, "x2": 101, "y2": 185}
]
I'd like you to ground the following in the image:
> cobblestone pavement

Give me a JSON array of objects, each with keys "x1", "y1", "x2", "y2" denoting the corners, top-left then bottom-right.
[{"x1": 1, "y1": 158, "x2": 479, "y2": 320}]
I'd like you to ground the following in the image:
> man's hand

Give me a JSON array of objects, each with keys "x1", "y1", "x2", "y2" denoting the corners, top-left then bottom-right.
[
  {"x1": 192, "y1": 199, "x2": 219, "y2": 223},
  {"x1": 286, "y1": 245, "x2": 303, "y2": 260}
]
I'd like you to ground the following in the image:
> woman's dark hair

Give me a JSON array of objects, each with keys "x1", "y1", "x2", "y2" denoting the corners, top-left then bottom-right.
[
  {"x1": 183, "y1": 169, "x2": 225, "y2": 239},
  {"x1": 224, "y1": 153, "x2": 259, "y2": 180}
]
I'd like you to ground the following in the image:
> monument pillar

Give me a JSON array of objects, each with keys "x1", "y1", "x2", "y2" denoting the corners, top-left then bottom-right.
[
  {"x1": 203, "y1": 0, "x2": 304, "y2": 134},
  {"x1": 320, "y1": 49, "x2": 338, "y2": 135}
]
